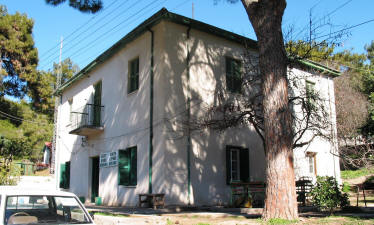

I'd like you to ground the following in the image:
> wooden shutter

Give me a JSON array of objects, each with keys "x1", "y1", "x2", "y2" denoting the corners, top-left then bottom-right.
[
  {"x1": 128, "y1": 58, "x2": 139, "y2": 93},
  {"x1": 93, "y1": 81, "x2": 102, "y2": 126},
  {"x1": 233, "y1": 60, "x2": 242, "y2": 93},
  {"x1": 226, "y1": 57, "x2": 242, "y2": 93},
  {"x1": 59, "y1": 162, "x2": 70, "y2": 189},
  {"x1": 226, "y1": 146, "x2": 231, "y2": 185},
  {"x1": 239, "y1": 148, "x2": 249, "y2": 182},
  {"x1": 59, "y1": 163, "x2": 66, "y2": 188},
  {"x1": 130, "y1": 147, "x2": 137, "y2": 186},
  {"x1": 65, "y1": 161, "x2": 70, "y2": 188},
  {"x1": 118, "y1": 150, "x2": 130, "y2": 185}
]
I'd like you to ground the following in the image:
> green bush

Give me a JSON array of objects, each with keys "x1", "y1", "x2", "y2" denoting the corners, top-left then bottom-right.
[
  {"x1": 0, "y1": 164, "x2": 21, "y2": 185},
  {"x1": 310, "y1": 176, "x2": 349, "y2": 213}
]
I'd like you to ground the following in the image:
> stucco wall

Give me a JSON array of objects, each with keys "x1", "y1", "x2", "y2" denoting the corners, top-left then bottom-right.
[
  {"x1": 56, "y1": 23, "x2": 164, "y2": 205},
  {"x1": 158, "y1": 21, "x2": 265, "y2": 206},
  {"x1": 56, "y1": 18, "x2": 340, "y2": 207}
]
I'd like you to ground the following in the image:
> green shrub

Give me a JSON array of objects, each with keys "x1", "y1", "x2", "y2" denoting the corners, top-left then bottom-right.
[
  {"x1": 0, "y1": 164, "x2": 21, "y2": 185},
  {"x1": 310, "y1": 176, "x2": 349, "y2": 213},
  {"x1": 342, "y1": 182, "x2": 351, "y2": 193}
]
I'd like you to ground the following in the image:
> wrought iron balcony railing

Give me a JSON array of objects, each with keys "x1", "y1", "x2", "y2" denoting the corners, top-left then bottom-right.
[{"x1": 69, "y1": 104, "x2": 104, "y2": 136}]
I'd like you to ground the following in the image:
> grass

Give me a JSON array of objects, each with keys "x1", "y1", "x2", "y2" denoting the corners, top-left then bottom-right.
[
  {"x1": 266, "y1": 218, "x2": 298, "y2": 225},
  {"x1": 342, "y1": 181, "x2": 351, "y2": 193},
  {"x1": 91, "y1": 211, "x2": 129, "y2": 217},
  {"x1": 341, "y1": 168, "x2": 374, "y2": 179},
  {"x1": 193, "y1": 223, "x2": 211, "y2": 225}
]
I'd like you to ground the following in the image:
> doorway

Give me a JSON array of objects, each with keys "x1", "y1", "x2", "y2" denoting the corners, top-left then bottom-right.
[{"x1": 91, "y1": 156, "x2": 100, "y2": 203}]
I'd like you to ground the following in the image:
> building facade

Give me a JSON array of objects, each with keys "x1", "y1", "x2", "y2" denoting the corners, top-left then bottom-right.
[{"x1": 55, "y1": 9, "x2": 341, "y2": 206}]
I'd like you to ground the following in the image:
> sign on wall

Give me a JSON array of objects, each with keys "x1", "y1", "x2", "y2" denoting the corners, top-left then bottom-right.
[
  {"x1": 108, "y1": 151, "x2": 118, "y2": 166},
  {"x1": 100, "y1": 151, "x2": 118, "y2": 168},
  {"x1": 99, "y1": 152, "x2": 109, "y2": 167}
]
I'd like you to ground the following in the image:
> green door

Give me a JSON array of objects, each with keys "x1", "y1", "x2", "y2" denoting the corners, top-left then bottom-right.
[
  {"x1": 91, "y1": 157, "x2": 100, "y2": 203},
  {"x1": 93, "y1": 81, "x2": 102, "y2": 126}
]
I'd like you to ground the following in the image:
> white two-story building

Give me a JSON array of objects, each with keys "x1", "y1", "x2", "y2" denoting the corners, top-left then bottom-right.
[{"x1": 54, "y1": 8, "x2": 341, "y2": 206}]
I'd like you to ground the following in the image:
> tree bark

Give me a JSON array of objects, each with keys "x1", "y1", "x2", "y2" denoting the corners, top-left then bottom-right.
[{"x1": 241, "y1": 0, "x2": 298, "y2": 220}]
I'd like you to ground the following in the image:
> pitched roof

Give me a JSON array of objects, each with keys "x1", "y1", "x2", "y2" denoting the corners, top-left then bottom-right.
[{"x1": 55, "y1": 8, "x2": 339, "y2": 95}]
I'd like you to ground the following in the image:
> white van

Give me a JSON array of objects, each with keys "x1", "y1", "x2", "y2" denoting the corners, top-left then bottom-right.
[{"x1": 0, "y1": 186, "x2": 95, "y2": 225}]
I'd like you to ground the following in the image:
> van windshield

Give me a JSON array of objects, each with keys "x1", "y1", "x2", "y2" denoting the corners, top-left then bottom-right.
[{"x1": 5, "y1": 195, "x2": 92, "y2": 225}]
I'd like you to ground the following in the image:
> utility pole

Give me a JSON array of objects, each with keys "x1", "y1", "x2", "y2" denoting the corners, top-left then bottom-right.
[
  {"x1": 192, "y1": 1, "x2": 194, "y2": 19},
  {"x1": 51, "y1": 37, "x2": 63, "y2": 175}
]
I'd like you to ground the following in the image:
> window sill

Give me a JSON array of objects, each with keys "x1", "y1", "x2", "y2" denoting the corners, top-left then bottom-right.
[
  {"x1": 119, "y1": 185, "x2": 137, "y2": 188},
  {"x1": 127, "y1": 89, "x2": 139, "y2": 96}
]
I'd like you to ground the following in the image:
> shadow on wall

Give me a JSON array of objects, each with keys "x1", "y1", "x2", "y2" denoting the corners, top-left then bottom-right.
[{"x1": 153, "y1": 27, "x2": 265, "y2": 206}]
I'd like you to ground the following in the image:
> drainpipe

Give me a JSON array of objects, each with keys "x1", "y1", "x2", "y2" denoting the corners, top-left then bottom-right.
[
  {"x1": 148, "y1": 28, "x2": 154, "y2": 194},
  {"x1": 186, "y1": 26, "x2": 191, "y2": 205},
  {"x1": 327, "y1": 77, "x2": 337, "y2": 179}
]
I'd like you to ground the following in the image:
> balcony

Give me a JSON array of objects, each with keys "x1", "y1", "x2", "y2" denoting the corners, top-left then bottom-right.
[{"x1": 69, "y1": 104, "x2": 104, "y2": 136}]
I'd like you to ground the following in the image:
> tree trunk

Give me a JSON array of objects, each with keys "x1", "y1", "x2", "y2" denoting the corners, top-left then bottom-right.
[{"x1": 241, "y1": 0, "x2": 298, "y2": 220}]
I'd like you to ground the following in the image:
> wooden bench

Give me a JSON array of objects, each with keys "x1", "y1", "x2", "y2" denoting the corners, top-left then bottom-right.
[
  {"x1": 356, "y1": 182, "x2": 374, "y2": 207},
  {"x1": 138, "y1": 193, "x2": 165, "y2": 209},
  {"x1": 296, "y1": 177, "x2": 313, "y2": 206},
  {"x1": 230, "y1": 182, "x2": 266, "y2": 207}
]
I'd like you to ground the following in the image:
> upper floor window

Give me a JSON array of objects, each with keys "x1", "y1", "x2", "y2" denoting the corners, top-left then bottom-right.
[
  {"x1": 128, "y1": 57, "x2": 139, "y2": 94},
  {"x1": 306, "y1": 152, "x2": 317, "y2": 175},
  {"x1": 306, "y1": 80, "x2": 316, "y2": 110},
  {"x1": 68, "y1": 98, "x2": 73, "y2": 123},
  {"x1": 226, "y1": 57, "x2": 242, "y2": 93}
]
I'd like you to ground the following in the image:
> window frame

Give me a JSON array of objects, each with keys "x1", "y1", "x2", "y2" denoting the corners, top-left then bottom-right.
[
  {"x1": 68, "y1": 98, "x2": 73, "y2": 124},
  {"x1": 225, "y1": 57, "x2": 242, "y2": 93},
  {"x1": 306, "y1": 152, "x2": 317, "y2": 175},
  {"x1": 118, "y1": 146, "x2": 137, "y2": 186},
  {"x1": 305, "y1": 80, "x2": 316, "y2": 110},
  {"x1": 226, "y1": 145, "x2": 249, "y2": 184},
  {"x1": 128, "y1": 57, "x2": 139, "y2": 94}
]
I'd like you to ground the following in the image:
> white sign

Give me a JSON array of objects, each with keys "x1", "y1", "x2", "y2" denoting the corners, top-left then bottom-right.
[
  {"x1": 99, "y1": 153, "x2": 109, "y2": 167},
  {"x1": 108, "y1": 151, "x2": 118, "y2": 166},
  {"x1": 100, "y1": 151, "x2": 118, "y2": 168}
]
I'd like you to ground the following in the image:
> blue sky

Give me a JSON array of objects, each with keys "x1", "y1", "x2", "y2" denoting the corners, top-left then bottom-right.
[{"x1": 1, "y1": 0, "x2": 373, "y2": 72}]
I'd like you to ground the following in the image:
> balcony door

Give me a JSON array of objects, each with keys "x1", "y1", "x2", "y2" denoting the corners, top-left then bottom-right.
[{"x1": 93, "y1": 81, "x2": 102, "y2": 126}]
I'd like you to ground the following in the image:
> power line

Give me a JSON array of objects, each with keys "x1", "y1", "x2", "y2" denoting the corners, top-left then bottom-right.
[
  {"x1": 39, "y1": 0, "x2": 121, "y2": 61},
  {"x1": 75, "y1": 0, "x2": 168, "y2": 66},
  {"x1": 293, "y1": 0, "x2": 353, "y2": 41},
  {"x1": 315, "y1": 18, "x2": 374, "y2": 40},
  {"x1": 0, "y1": 110, "x2": 50, "y2": 126},
  {"x1": 62, "y1": 0, "x2": 164, "y2": 66},
  {"x1": 40, "y1": 0, "x2": 136, "y2": 69},
  {"x1": 40, "y1": 0, "x2": 189, "y2": 70}
]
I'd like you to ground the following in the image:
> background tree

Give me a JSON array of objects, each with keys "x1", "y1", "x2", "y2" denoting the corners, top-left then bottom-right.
[
  {"x1": 30, "y1": 58, "x2": 79, "y2": 116},
  {"x1": 0, "y1": 5, "x2": 38, "y2": 98}
]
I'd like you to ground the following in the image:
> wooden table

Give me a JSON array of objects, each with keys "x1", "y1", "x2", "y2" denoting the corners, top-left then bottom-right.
[{"x1": 138, "y1": 193, "x2": 165, "y2": 209}]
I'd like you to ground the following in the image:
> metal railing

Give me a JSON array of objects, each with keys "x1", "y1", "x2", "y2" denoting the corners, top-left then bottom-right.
[{"x1": 70, "y1": 104, "x2": 104, "y2": 131}]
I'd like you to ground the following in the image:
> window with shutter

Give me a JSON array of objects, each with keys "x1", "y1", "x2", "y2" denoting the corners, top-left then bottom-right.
[
  {"x1": 59, "y1": 161, "x2": 70, "y2": 189},
  {"x1": 128, "y1": 57, "x2": 139, "y2": 93},
  {"x1": 118, "y1": 146, "x2": 137, "y2": 186},
  {"x1": 226, "y1": 57, "x2": 242, "y2": 93},
  {"x1": 226, "y1": 146, "x2": 249, "y2": 184}
]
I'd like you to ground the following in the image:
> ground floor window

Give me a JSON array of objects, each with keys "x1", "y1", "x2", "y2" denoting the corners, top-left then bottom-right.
[
  {"x1": 59, "y1": 161, "x2": 70, "y2": 189},
  {"x1": 306, "y1": 152, "x2": 317, "y2": 175},
  {"x1": 226, "y1": 146, "x2": 249, "y2": 184},
  {"x1": 118, "y1": 146, "x2": 137, "y2": 186}
]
